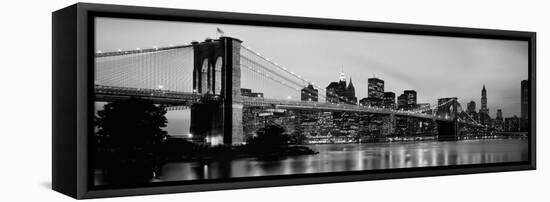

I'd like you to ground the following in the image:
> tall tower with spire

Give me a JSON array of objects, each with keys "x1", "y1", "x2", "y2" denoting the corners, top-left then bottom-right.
[
  {"x1": 480, "y1": 84, "x2": 489, "y2": 115},
  {"x1": 338, "y1": 68, "x2": 346, "y2": 86},
  {"x1": 326, "y1": 69, "x2": 357, "y2": 104},
  {"x1": 346, "y1": 77, "x2": 357, "y2": 104},
  {"x1": 479, "y1": 84, "x2": 491, "y2": 125},
  {"x1": 327, "y1": 69, "x2": 348, "y2": 104}
]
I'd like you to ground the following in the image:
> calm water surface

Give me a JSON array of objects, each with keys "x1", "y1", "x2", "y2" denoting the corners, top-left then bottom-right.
[{"x1": 153, "y1": 139, "x2": 528, "y2": 182}]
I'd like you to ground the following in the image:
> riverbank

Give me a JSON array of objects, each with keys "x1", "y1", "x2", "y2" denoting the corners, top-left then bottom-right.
[{"x1": 94, "y1": 138, "x2": 319, "y2": 169}]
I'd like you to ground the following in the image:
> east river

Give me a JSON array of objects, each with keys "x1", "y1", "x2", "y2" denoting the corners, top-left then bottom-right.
[{"x1": 144, "y1": 139, "x2": 527, "y2": 182}]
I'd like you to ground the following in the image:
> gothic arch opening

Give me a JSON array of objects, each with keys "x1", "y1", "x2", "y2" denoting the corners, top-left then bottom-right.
[
  {"x1": 201, "y1": 58, "x2": 210, "y2": 94},
  {"x1": 214, "y1": 57, "x2": 223, "y2": 95},
  {"x1": 194, "y1": 66, "x2": 199, "y2": 93}
]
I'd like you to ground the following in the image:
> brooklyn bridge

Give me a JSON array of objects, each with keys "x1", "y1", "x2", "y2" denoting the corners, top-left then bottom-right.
[{"x1": 94, "y1": 36, "x2": 495, "y2": 146}]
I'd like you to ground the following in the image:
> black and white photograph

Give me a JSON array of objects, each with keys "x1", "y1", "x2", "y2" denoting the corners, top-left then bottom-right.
[
  {"x1": 3, "y1": 0, "x2": 550, "y2": 201},
  {"x1": 92, "y1": 16, "x2": 531, "y2": 187}
]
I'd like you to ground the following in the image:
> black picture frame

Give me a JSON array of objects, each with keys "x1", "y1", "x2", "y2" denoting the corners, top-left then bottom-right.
[{"x1": 52, "y1": 3, "x2": 536, "y2": 199}]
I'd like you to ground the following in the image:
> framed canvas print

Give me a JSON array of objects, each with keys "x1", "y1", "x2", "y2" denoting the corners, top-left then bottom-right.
[{"x1": 52, "y1": 3, "x2": 536, "y2": 199}]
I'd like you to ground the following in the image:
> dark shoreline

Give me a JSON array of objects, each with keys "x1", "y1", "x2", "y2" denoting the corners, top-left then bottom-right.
[{"x1": 161, "y1": 145, "x2": 319, "y2": 163}]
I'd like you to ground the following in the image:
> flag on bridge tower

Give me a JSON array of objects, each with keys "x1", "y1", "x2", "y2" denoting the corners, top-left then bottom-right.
[{"x1": 216, "y1": 27, "x2": 225, "y2": 38}]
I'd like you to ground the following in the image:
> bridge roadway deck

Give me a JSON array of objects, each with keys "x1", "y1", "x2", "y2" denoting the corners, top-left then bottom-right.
[
  {"x1": 94, "y1": 85, "x2": 458, "y2": 122},
  {"x1": 238, "y1": 96, "x2": 443, "y2": 120}
]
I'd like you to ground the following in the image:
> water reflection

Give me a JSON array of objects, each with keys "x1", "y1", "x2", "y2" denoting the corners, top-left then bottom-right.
[
  {"x1": 151, "y1": 139, "x2": 528, "y2": 182},
  {"x1": 95, "y1": 139, "x2": 528, "y2": 185}
]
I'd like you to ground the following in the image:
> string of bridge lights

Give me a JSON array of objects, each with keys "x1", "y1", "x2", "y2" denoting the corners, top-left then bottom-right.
[
  {"x1": 95, "y1": 43, "x2": 192, "y2": 57},
  {"x1": 241, "y1": 64, "x2": 302, "y2": 93},
  {"x1": 95, "y1": 46, "x2": 194, "y2": 92},
  {"x1": 240, "y1": 45, "x2": 329, "y2": 94},
  {"x1": 240, "y1": 56, "x2": 311, "y2": 92}
]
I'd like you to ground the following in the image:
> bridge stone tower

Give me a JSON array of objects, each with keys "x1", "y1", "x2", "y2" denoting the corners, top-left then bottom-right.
[
  {"x1": 436, "y1": 97, "x2": 459, "y2": 141},
  {"x1": 436, "y1": 119, "x2": 458, "y2": 141},
  {"x1": 190, "y1": 37, "x2": 244, "y2": 146}
]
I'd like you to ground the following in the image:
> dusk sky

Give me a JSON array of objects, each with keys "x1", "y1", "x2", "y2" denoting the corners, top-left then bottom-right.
[{"x1": 95, "y1": 17, "x2": 528, "y2": 118}]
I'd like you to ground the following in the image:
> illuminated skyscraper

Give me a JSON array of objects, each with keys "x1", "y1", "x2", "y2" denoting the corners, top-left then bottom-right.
[
  {"x1": 520, "y1": 80, "x2": 529, "y2": 131},
  {"x1": 368, "y1": 77, "x2": 384, "y2": 99},
  {"x1": 383, "y1": 92, "x2": 396, "y2": 109},
  {"x1": 467, "y1": 100, "x2": 476, "y2": 114},
  {"x1": 521, "y1": 80, "x2": 528, "y2": 118},
  {"x1": 364, "y1": 77, "x2": 384, "y2": 107},
  {"x1": 326, "y1": 70, "x2": 356, "y2": 104},
  {"x1": 397, "y1": 94, "x2": 407, "y2": 109},
  {"x1": 301, "y1": 84, "x2": 318, "y2": 102},
  {"x1": 465, "y1": 100, "x2": 479, "y2": 122},
  {"x1": 497, "y1": 109, "x2": 503, "y2": 119},
  {"x1": 495, "y1": 109, "x2": 504, "y2": 131},
  {"x1": 404, "y1": 90, "x2": 417, "y2": 109}
]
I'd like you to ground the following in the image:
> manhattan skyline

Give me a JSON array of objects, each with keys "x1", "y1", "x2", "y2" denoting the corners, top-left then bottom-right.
[{"x1": 95, "y1": 17, "x2": 528, "y2": 118}]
